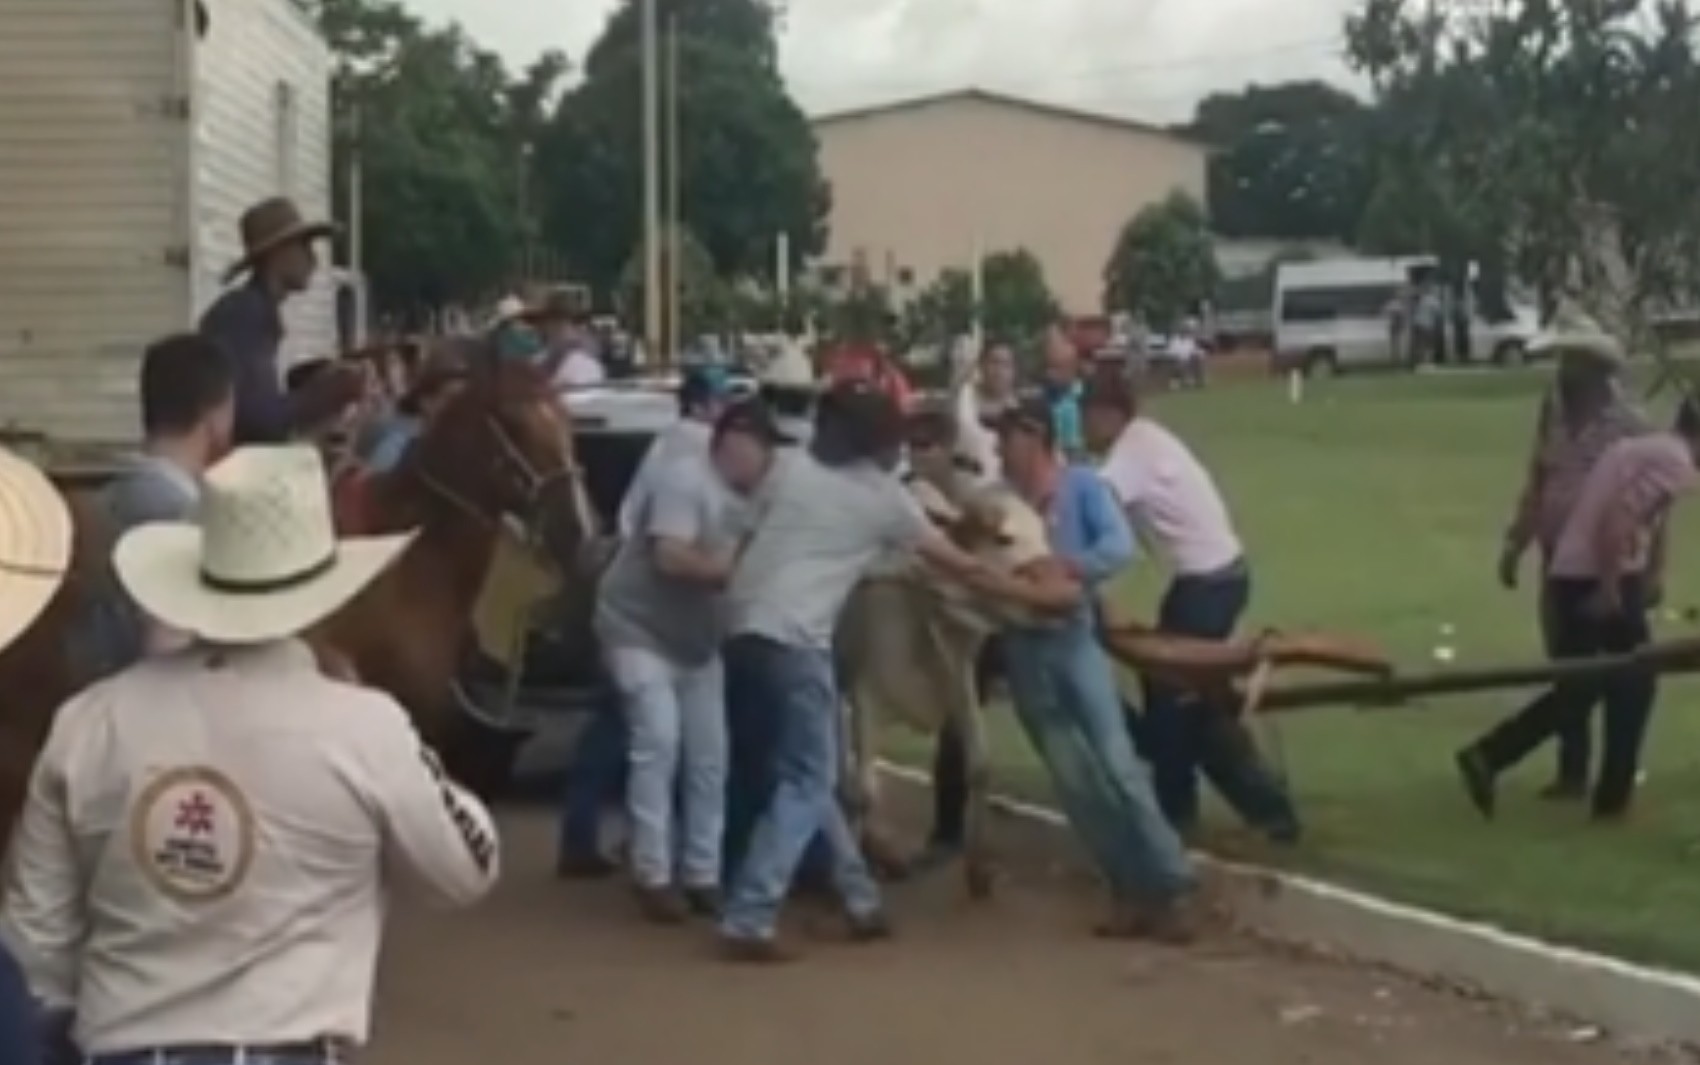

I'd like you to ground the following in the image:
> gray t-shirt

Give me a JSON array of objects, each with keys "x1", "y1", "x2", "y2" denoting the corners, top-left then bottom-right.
[
  {"x1": 596, "y1": 455, "x2": 741, "y2": 665},
  {"x1": 69, "y1": 454, "x2": 201, "y2": 682},
  {"x1": 727, "y1": 451, "x2": 932, "y2": 650}
]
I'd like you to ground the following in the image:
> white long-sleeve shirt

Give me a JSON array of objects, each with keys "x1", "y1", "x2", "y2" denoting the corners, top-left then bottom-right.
[{"x1": 1, "y1": 639, "x2": 499, "y2": 1054}]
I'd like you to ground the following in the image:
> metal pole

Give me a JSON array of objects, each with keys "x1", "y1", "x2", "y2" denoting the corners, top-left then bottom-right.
[
  {"x1": 666, "y1": 16, "x2": 681, "y2": 365},
  {"x1": 348, "y1": 105, "x2": 366, "y2": 345},
  {"x1": 640, "y1": 0, "x2": 662, "y2": 365},
  {"x1": 969, "y1": 236, "x2": 984, "y2": 351}
]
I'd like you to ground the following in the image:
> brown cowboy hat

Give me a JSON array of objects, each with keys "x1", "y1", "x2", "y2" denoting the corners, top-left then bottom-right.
[
  {"x1": 515, "y1": 286, "x2": 589, "y2": 325},
  {"x1": 224, "y1": 197, "x2": 339, "y2": 282}
]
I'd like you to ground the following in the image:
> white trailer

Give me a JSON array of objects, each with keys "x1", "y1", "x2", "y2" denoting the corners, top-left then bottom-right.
[{"x1": 0, "y1": 0, "x2": 338, "y2": 443}]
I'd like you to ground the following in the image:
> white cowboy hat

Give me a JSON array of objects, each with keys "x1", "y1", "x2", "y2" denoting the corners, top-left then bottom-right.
[
  {"x1": 1529, "y1": 304, "x2": 1626, "y2": 366},
  {"x1": 759, "y1": 344, "x2": 819, "y2": 391},
  {"x1": 115, "y1": 446, "x2": 414, "y2": 644},
  {"x1": 0, "y1": 447, "x2": 72, "y2": 653},
  {"x1": 490, "y1": 295, "x2": 527, "y2": 328}
]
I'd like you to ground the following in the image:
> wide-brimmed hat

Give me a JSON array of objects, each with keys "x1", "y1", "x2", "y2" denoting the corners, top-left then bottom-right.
[
  {"x1": 516, "y1": 286, "x2": 589, "y2": 325},
  {"x1": 760, "y1": 344, "x2": 820, "y2": 392},
  {"x1": 224, "y1": 197, "x2": 338, "y2": 283},
  {"x1": 1529, "y1": 304, "x2": 1626, "y2": 367},
  {"x1": 115, "y1": 446, "x2": 413, "y2": 644},
  {"x1": 0, "y1": 447, "x2": 72, "y2": 653}
]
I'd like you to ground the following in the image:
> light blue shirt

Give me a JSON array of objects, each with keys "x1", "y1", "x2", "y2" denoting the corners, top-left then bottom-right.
[{"x1": 1024, "y1": 464, "x2": 1135, "y2": 628}]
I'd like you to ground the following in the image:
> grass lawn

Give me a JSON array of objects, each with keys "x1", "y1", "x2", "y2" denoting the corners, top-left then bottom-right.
[{"x1": 890, "y1": 367, "x2": 1700, "y2": 972}]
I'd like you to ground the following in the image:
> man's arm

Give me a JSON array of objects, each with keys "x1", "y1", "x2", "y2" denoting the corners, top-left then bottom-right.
[
  {"x1": 647, "y1": 464, "x2": 733, "y2": 586},
  {"x1": 1, "y1": 708, "x2": 90, "y2": 1011},
  {"x1": 354, "y1": 695, "x2": 500, "y2": 906},
  {"x1": 1505, "y1": 391, "x2": 1554, "y2": 555},
  {"x1": 1060, "y1": 471, "x2": 1136, "y2": 583}
]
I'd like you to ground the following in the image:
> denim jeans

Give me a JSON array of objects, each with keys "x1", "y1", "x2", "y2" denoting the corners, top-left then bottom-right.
[
  {"x1": 607, "y1": 644, "x2": 727, "y2": 889},
  {"x1": 722, "y1": 637, "x2": 832, "y2": 888},
  {"x1": 721, "y1": 635, "x2": 882, "y2": 941},
  {"x1": 1475, "y1": 576, "x2": 1654, "y2": 815},
  {"x1": 0, "y1": 941, "x2": 38, "y2": 1065},
  {"x1": 90, "y1": 1053, "x2": 332, "y2": 1065},
  {"x1": 1005, "y1": 622, "x2": 1194, "y2": 905},
  {"x1": 1140, "y1": 562, "x2": 1298, "y2": 837},
  {"x1": 557, "y1": 691, "x2": 630, "y2": 862}
]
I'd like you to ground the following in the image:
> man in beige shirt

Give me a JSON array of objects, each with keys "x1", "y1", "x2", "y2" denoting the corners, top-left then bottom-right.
[{"x1": 2, "y1": 446, "x2": 499, "y2": 1064}]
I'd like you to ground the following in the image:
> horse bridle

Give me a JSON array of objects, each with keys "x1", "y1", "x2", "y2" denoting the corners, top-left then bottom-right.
[{"x1": 416, "y1": 407, "x2": 585, "y2": 537}]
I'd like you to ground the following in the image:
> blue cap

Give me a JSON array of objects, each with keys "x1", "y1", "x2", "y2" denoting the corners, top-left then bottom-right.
[{"x1": 679, "y1": 363, "x2": 731, "y2": 408}]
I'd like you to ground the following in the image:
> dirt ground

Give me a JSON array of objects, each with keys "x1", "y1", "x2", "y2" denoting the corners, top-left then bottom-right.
[{"x1": 365, "y1": 808, "x2": 1635, "y2": 1065}]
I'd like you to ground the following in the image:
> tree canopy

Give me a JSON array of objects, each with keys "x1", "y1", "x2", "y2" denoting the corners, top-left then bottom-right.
[{"x1": 1102, "y1": 192, "x2": 1220, "y2": 330}]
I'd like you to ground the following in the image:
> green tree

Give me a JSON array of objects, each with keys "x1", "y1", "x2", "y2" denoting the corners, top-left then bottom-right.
[
  {"x1": 980, "y1": 248, "x2": 1060, "y2": 344},
  {"x1": 1102, "y1": 192, "x2": 1221, "y2": 331},
  {"x1": 903, "y1": 269, "x2": 976, "y2": 344},
  {"x1": 1184, "y1": 81, "x2": 1373, "y2": 242},
  {"x1": 618, "y1": 226, "x2": 731, "y2": 338},
  {"x1": 310, "y1": 0, "x2": 551, "y2": 318},
  {"x1": 583, "y1": 0, "x2": 785, "y2": 80},
  {"x1": 535, "y1": 3, "x2": 826, "y2": 295}
]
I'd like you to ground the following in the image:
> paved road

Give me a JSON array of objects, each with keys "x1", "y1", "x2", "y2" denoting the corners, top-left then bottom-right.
[{"x1": 365, "y1": 809, "x2": 1623, "y2": 1065}]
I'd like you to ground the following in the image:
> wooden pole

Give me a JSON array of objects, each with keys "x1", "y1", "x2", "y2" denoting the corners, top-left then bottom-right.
[
  {"x1": 665, "y1": 15, "x2": 681, "y2": 365},
  {"x1": 640, "y1": 0, "x2": 661, "y2": 366}
]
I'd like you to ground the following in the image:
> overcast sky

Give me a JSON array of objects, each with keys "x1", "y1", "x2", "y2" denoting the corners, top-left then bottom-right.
[{"x1": 401, "y1": 0, "x2": 1363, "y2": 123}]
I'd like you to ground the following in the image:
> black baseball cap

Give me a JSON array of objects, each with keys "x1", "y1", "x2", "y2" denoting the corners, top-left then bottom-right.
[
  {"x1": 993, "y1": 397, "x2": 1058, "y2": 445},
  {"x1": 713, "y1": 398, "x2": 794, "y2": 446}
]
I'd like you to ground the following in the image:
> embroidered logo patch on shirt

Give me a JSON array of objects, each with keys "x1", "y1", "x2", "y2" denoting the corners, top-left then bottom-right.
[{"x1": 129, "y1": 766, "x2": 257, "y2": 902}]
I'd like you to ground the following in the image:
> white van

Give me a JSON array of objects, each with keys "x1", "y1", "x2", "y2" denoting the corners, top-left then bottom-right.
[{"x1": 1273, "y1": 257, "x2": 1539, "y2": 374}]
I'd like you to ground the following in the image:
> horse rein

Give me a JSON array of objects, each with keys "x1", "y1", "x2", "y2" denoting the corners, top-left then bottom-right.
[{"x1": 413, "y1": 411, "x2": 584, "y2": 543}]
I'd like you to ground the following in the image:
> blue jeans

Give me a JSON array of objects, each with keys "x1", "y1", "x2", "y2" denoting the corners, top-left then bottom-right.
[
  {"x1": 1139, "y1": 562, "x2": 1298, "y2": 837},
  {"x1": 0, "y1": 941, "x2": 38, "y2": 1065},
  {"x1": 720, "y1": 636, "x2": 882, "y2": 941},
  {"x1": 722, "y1": 637, "x2": 832, "y2": 889},
  {"x1": 607, "y1": 645, "x2": 727, "y2": 889},
  {"x1": 1006, "y1": 622, "x2": 1194, "y2": 905},
  {"x1": 557, "y1": 692, "x2": 630, "y2": 862}
]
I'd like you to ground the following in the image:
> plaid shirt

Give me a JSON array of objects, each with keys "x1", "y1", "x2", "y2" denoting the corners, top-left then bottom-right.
[{"x1": 1508, "y1": 388, "x2": 1652, "y2": 558}]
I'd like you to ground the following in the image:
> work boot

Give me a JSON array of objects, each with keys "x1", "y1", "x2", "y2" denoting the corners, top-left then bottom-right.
[
  {"x1": 633, "y1": 885, "x2": 689, "y2": 925},
  {"x1": 683, "y1": 886, "x2": 723, "y2": 919},
  {"x1": 845, "y1": 910, "x2": 894, "y2": 943},
  {"x1": 1454, "y1": 749, "x2": 1496, "y2": 820},
  {"x1": 556, "y1": 851, "x2": 617, "y2": 880},
  {"x1": 719, "y1": 935, "x2": 800, "y2": 964}
]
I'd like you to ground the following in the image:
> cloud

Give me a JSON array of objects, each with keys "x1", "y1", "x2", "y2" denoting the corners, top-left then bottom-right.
[{"x1": 399, "y1": 0, "x2": 1363, "y2": 122}]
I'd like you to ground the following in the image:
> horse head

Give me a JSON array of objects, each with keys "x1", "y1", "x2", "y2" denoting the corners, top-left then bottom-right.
[{"x1": 406, "y1": 336, "x2": 597, "y2": 571}]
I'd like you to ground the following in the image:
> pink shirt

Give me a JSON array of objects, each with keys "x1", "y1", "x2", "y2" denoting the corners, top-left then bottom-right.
[
  {"x1": 1098, "y1": 418, "x2": 1242, "y2": 575},
  {"x1": 1548, "y1": 433, "x2": 1697, "y2": 579},
  {"x1": 1510, "y1": 390, "x2": 1649, "y2": 557}
]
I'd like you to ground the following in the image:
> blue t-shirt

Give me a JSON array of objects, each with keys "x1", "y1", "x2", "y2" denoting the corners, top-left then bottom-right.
[{"x1": 1044, "y1": 380, "x2": 1085, "y2": 457}]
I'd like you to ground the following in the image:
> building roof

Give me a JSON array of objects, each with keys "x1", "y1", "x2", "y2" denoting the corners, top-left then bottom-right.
[{"x1": 810, "y1": 88, "x2": 1197, "y2": 146}]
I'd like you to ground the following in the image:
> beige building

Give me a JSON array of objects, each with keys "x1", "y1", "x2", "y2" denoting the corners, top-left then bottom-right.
[{"x1": 810, "y1": 89, "x2": 1207, "y2": 316}]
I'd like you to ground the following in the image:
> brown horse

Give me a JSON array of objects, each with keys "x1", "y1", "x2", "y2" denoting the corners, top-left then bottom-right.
[
  {"x1": 314, "y1": 345, "x2": 595, "y2": 788},
  {"x1": 0, "y1": 346, "x2": 594, "y2": 849}
]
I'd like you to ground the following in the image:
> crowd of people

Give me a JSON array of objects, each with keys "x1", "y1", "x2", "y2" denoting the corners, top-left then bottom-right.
[{"x1": 2, "y1": 190, "x2": 1700, "y2": 1065}]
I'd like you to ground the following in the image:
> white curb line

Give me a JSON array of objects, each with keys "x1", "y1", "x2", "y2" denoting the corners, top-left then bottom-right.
[{"x1": 877, "y1": 760, "x2": 1700, "y2": 1045}]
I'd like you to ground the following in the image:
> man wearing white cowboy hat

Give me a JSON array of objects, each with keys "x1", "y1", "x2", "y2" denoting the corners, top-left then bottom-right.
[
  {"x1": 1500, "y1": 307, "x2": 1652, "y2": 799},
  {"x1": 0, "y1": 445, "x2": 76, "y2": 1065},
  {"x1": 199, "y1": 197, "x2": 367, "y2": 446},
  {"x1": 2, "y1": 446, "x2": 499, "y2": 1065}
]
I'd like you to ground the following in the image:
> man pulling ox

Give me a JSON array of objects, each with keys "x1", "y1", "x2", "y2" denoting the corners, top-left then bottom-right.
[
  {"x1": 717, "y1": 382, "x2": 1035, "y2": 962},
  {"x1": 993, "y1": 400, "x2": 1199, "y2": 940},
  {"x1": 1083, "y1": 371, "x2": 1299, "y2": 845},
  {"x1": 3, "y1": 446, "x2": 499, "y2": 1065}
]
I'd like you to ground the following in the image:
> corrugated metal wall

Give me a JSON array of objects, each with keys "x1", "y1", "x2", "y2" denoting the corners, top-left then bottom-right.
[
  {"x1": 193, "y1": 0, "x2": 337, "y2": 368},
  {"x1": 0, "y1": 0, "x2": 192, "y2": 442}
]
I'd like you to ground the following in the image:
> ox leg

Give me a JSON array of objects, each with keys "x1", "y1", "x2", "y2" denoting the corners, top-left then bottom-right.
[
  {"x1": 846, "y1": 689, "x2": 912, "y2": 882},
  {"x1": 956, "y1": 660, "x2": 996, "y2": 900}
]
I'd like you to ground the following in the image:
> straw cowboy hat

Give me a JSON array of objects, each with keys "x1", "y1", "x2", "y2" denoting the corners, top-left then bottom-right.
[
  {"x1": 0, "y1": 447, "x2": 72, "y2": 653},
  {"x1": 760, "y1": 342, "x2": 819, "y2": 391},
  {"x1": 115, "y1": 446, "x2": 413, "y2": 644},
  {"x1": 225, "y1": 197, "x2": 339, "y2": 283},
  {"x1": 1528, "y1": 303, "x2": 1626, "y2": 367}
]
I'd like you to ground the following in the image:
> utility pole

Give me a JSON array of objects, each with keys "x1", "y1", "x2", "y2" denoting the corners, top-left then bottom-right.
[
  {"x1": 640, "y1": 0, "x2": 662, "y2": 366},
  {"x1": 665, "y1": 15, "x2": 681, "y2": 365},
  {"x1": 347, "y1": 104, "x2": 366, "y2": 345}
]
